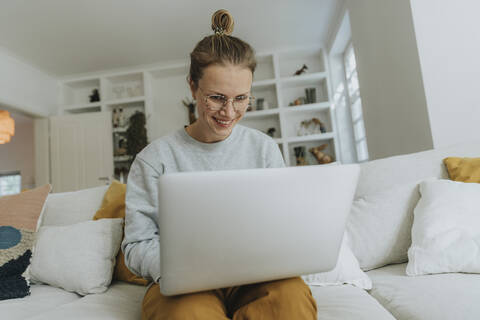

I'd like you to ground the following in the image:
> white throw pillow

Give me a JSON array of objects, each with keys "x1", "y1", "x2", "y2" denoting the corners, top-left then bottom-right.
[
  {"x1": 407, "y1": 179, "x2": 480, "y2": 276},
  {"x1": 30, "y1": 218, "x2": 123, "y2": 295},
  {"x1": 40, "y1": 185, "x2": 109, "y2": 227},
  {"x1": 302, "y1": 235, "x2": 372, "y2": 289},
  {"x1": 347, "y1": 182, "x2": 421, "y2": 271}
]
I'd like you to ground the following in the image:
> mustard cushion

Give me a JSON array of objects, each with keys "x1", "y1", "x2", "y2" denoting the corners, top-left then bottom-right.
[
  {"x1": 93, "y1": 180, "x2": 149, "y2": 286},
  {"x1": 444, "y1": 157, "x2": 480, "y2": 183}
]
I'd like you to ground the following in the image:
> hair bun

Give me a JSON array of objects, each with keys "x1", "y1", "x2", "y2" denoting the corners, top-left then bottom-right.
[{"x1": 211, "y1": 9, "x2": 234, "y2": 36}]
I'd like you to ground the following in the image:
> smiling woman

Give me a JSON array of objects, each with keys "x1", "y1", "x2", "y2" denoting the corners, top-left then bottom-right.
[{"x1": 122, "y1": 8, "x2": 317, "y2": 320}]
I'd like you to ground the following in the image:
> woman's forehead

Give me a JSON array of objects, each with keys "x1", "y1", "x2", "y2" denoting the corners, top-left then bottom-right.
[{"x1": 200, "y1": 64, "x2": 252, "y2": 94}]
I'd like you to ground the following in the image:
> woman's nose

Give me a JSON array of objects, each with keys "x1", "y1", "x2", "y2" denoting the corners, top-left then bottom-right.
[{"x1": 220, "y1": 100, "x2": 236, "y2": 118}]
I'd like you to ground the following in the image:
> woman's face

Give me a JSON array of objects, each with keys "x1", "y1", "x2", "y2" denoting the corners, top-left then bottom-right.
[{"x1": 189, "y1": 63, "x2": 253, "y2": 143}]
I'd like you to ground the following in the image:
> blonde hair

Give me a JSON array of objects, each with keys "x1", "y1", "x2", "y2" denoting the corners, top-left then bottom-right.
[{"x1": 189, "y1": 9, "x2": 257, "y2": 89}]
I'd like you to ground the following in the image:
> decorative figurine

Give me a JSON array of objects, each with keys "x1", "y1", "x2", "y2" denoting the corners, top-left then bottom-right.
[
  {"x1": 294, "y1": 64, "x2": 308, "y2": 76},
  {"x1": 112, "y1": 108, "x2": 119, "y2": 128},
  {"x1": 182, "y1": 98, "x2": 197, "y2": 124},
  {"x1": 118, "y1": 108, "x2": 126, "y2": 127},
  {"x1": 256, "y1": 98, "x2": 265, "y2": 111},
  {"x1": 116, "y1": 138, "x2": 127, "y2": 156},
  {"x1": 312, "y1": 117, "x2": 326, "y2": 133},
  {"x1": 266, "y1": 127, "x2": 276, "y2": 138},
  {"x1": 298, "y1": 117, "x2": 326, "y2": 136},
  {"x1": 309, "y1": 144, "x2": 334, "y2": 164},
  {"x1": 305, "y1": 88, "x2": 317, "y2": 104},
  {"x1": 89, "y1": 89, "x2": 100, "y2": 103},
  {"x1": 294, "y1": 146, "x2": 307, "y2": 166}
]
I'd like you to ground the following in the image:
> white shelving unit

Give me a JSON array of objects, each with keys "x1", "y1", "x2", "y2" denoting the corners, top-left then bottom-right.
[
  {"x1": 241, "y1": 47, "x2": 339, "y2": 166},
  {"x1": 58, "y1": 46, "x2": 339, "y2": 170},
  {"x1": 59, "y1": 71, "x2": 150, "y2": 181}
]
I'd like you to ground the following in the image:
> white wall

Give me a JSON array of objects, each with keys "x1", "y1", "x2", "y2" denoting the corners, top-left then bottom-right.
[
  {"x1": 0, "y1": 112, "x2": 35, "y2": 189},
  {"x1": 346, "y1": 0, "x2": 434, "y2": 160},
  {"x1": 0, "y1": 48, "x2": 58, "y2": 116},
  {"x1": 34, "y1": 118, "x2": 50, "y2": 187},
  {"x1": 410, "y1": 0, "x2": 480, "y2": 148}
]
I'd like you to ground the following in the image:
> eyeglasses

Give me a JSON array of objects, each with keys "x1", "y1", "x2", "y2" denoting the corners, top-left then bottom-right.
[{"x1": 198, "y1": 87, "x2": 255, "y2": 113}]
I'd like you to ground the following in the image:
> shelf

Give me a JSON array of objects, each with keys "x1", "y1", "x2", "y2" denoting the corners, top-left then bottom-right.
[
  {"x1": 112, "y1": 127, "x2": 128, "y2": 133},
  {"x1": 114, "y1": 155, "x2": 133, "y2": 162},
  {"x1": 104, "y1": 96, "x2": 145, "y2": 106},
  {"x1": 282, "y1": 102, "x2": 331, "y2": 113},
  {"x1": 243, "y1": 108, "x2": 279, "y2": 119},
  {"x1": 252, "y1": 79, "x2": 276, "y2": 88},
  {"x1": 64, "y1": 103, "x2": 101, "y2": 113},
  {"x1": 280, "y1": 72, "x2": 327, "y2": 86},
  {"x1": 61, "y1": 78, "x2": 101, "y2": 106},
  {"x1": 285, "y1": 132, "x2": 335, "y2": 144}
]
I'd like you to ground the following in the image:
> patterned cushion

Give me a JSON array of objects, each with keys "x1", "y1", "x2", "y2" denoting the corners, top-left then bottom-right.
[
  {"x1": 0, "y1": 184, "x2": 51, "y2": 300},
  {"x1": 0, "y1": 226, "x2": 35, "y2": 300}
]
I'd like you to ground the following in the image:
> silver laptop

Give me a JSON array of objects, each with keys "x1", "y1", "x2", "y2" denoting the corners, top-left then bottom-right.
[{"x1": 157, "y1": 164, "x2": 360, "y2": 296}]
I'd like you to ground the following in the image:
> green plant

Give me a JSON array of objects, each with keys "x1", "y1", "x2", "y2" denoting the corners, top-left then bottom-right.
[{"x1": 126, "y1": 111, "x2": 148, "y2": 163}]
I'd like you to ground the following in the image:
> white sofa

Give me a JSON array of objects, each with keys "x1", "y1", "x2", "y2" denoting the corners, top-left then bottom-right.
[{"x1": 2, "y1": 140, "x2": 479, "y2": 320}]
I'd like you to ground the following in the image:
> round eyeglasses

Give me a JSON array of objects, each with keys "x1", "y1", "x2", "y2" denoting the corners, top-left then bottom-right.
[{"x1": 198, "y1": 87, "x2": 255, "y2": 113}]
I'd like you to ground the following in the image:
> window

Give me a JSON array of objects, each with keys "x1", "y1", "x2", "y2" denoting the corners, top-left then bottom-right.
[
  {"x1": 343, "y1": 43, "x2": 369, "y2": 162},
  {"x1": 0, "y1": 171, "x2": 21, "y2": 196}
]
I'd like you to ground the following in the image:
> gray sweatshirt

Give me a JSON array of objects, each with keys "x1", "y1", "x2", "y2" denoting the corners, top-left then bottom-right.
[{"x1": 122, "y1": 125, "x2": 285, "y2": 282}]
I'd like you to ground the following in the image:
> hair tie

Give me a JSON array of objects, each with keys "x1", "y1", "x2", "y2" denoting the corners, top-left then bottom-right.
[{"x1": 214, "y1": 27, "x2": 225, "y2": 36}]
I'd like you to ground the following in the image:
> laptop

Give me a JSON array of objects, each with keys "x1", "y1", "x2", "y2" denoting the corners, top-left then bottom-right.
[{"x1": 157, "y1": 164, "x2": 360, "y2": 296}]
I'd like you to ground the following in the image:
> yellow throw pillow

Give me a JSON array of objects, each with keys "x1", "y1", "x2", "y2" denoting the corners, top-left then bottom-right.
[
  {"x1": 444, "y1": 157, "x2": 480, "y2": 183},
  {"x1": 93, "y1": 180, "x2": 149, "y2": 286}
]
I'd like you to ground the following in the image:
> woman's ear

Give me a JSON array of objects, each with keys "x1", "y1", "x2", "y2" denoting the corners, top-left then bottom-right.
[{"x1": 188, "y1": 78, "x2": 197, "y2": 101}]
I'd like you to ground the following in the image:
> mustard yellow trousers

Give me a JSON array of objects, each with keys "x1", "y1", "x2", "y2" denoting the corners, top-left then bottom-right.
[{"x1": 142, "y1": 277, "x2": 317, "y2": 319}]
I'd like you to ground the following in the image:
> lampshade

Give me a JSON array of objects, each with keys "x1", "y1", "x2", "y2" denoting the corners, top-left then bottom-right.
[{"x1": 0, "y1": 110, "x2": 15, "y2": 144}]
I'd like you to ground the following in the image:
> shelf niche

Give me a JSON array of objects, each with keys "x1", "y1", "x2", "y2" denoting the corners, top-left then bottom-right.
[
  {"x1": 61, "y1": 78, "x2": 100, "y2": 106},
  {"x1": 278, "y1": 48, "x2": 326, "y2": 78},
  {"x1": 288, "y1": 138, "x2": 336, "y2": 167},
  {"x1": 103, "y1": 72, "x2": 144, "y2": 101}
]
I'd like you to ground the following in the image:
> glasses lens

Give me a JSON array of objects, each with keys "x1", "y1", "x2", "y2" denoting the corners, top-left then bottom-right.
[
  {"x1": 205, "y1": 94, "x2": 253, "y2": 112},
  {"x1": 205, "y1": 95, "x2": 224, "y2": 111}
]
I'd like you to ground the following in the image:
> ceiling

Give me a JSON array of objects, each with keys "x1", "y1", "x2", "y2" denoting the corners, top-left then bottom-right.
[{"x1": 0, "y1": 0, "x2": 338, "y2": 77}]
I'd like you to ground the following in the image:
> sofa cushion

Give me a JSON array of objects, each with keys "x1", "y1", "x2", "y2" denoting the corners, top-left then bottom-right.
[
  {"x1": 93, "y1": 181, "x2": 149, "y2": 286},
  {"x1": 444, "y1": 157, "x2": 480, "y2": 182},
  {"x1": 26, "y1": 281, "x2": 147, "y2": 320},
  {"x1": 0, "y1": 283, "x2": 79, "y2": 320},
  {"x1": 347, "y1": 181, "x2": 420, "y2": 271},
  {"x1": 407, "y1": 179, "x2": 480, "y2": 276},
  {"x1": 302, "y1": 235, "x2": 372, "y2": 289},
  {"x1": 367, "y1": 263, "x2": 480, "y2": 320},
  {"x1": 41, "y1": 185, "x2": 109, "y2": 227},
  {"x1": 0, "y1": 185, "x2": 51, "y2": 300},
  {"x1": 30, "y1": 219, "x2": 123, "y2": 295},
  {"x1": 311, "y1": 285, "x2": 395, "y2": 320},
  {"x1": 356, "y1": 140, "x2": 480, "y2": 197}
]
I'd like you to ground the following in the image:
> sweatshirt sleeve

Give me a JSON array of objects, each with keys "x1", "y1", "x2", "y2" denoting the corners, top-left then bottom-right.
[
  {"x1": 121, "y1": 156, "x2": 163, "y2": 283},
  {"x1": 266, "y1": 139, "x2": 286, "y2": 168}
]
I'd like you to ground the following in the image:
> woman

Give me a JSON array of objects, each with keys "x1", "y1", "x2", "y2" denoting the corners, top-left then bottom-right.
[{"x1": 122, "y1": 9, "x2": 317, "y2": 320}]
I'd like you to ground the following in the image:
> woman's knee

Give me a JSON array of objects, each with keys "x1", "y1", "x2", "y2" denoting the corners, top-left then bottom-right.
[{"x1": 142, "y1": 284, "x2": 227, "y2": 320}]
